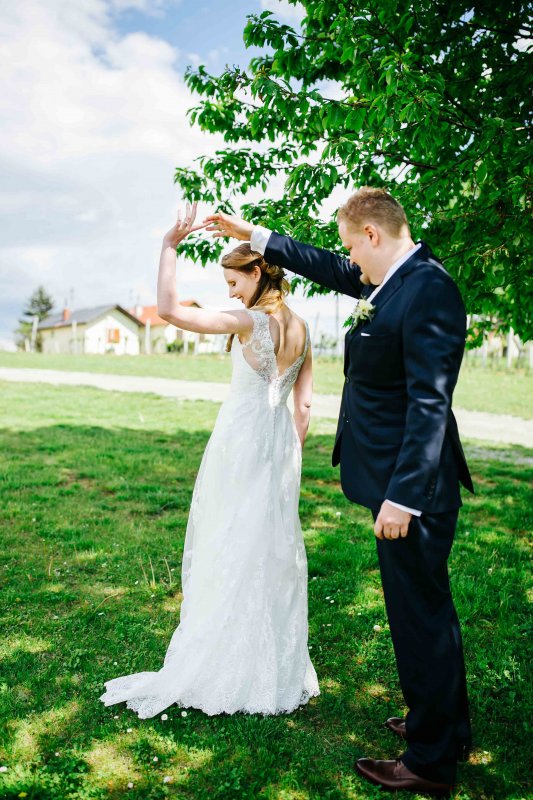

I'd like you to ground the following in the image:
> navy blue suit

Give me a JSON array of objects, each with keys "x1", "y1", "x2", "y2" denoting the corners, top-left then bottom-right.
[{"x1": 265, "y1": 232, "x2": 473, "y2": 783}]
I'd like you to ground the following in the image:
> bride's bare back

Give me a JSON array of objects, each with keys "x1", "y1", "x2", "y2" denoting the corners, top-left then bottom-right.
[{"x1": 266, "y1": 308, "x2": 308, "y2": 376}]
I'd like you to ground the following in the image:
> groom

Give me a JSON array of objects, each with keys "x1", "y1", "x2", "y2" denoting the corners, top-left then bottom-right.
[{"x1": 205, "y1": 188, "x2": 473, "y2": 794}]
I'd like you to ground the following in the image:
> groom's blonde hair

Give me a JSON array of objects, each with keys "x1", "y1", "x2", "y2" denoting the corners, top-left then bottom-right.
[{"x1": 337, "y1": 187, "x2": 409, "y2": 237}]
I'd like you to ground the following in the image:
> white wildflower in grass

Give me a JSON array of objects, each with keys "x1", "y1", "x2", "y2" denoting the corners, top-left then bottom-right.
[
  {"x1": 161, "y1": 714, "x2": 168, "y2": 720},
  {"x1": 0, "y1": 766, "x2": 8, "y2": 772},
  {"x1": 330, "y1": 600, "x2": 334, "y2": 604},
  {"x1": 127, "y1": 782, "x2": 134, "y2": 789},
  {"x1": 153, "y1": 756, "x2": 158, "y2": 762},
  {"x1": 335, "y1": 511, "x2": 341, "y2": 517},
  {"x1": 181, "y1": 710, "x2": 188, "y2": 717},
  {"x1": 373, "y1": 624, "x2": 382, "y2": 632},
  {"x1": 163, "y1": 776, "x2": 172, "y2": 783},
  {"x1": 126, "y1": 728, "x2": 133, "y2": 733},
  {"x1": 113, "y1": 715, "x2": 118, "y2": 720}
]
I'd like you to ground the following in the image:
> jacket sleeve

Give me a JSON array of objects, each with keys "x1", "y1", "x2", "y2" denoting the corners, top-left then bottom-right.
[
  {"x1": 265, "y1": 231, "x2": 363, "y2": 298},
  {"x1": 385, "y1": 272, "x2": 466, "y2": 510}
]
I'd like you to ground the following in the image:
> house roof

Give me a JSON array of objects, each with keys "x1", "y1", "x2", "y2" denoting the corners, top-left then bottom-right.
[
  {"x1": 129, "y1": 301, "x2": 201, "y2": 326},
  {"x1": 38, "y1": 305, "x2": 144, "y2": 331}
]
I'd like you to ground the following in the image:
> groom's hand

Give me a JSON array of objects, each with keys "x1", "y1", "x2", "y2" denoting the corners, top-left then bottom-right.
[
  {"x1": 204, "y1": 212, "x2": 253, "y2": 241},
  {"x1": 374, "y1": 501, "x2": 411, "y2": 540}
]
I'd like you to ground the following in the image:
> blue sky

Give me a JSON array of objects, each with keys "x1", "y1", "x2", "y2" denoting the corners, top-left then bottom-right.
[
  {"x1": 114, "y1": 0, "x2": 258, "y2": 67},
  {"x1": 0, "y1": 0, "x2": 353, "y2": 347}
]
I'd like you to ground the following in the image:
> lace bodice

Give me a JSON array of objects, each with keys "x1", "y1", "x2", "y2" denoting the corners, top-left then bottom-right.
[{"x1": 231, "y1": 309, "x2": 310, "y2": 406}]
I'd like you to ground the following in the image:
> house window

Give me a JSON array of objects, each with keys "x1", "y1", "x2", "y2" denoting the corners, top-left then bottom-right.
[{"x1": 107, "y1": 328, "x2": 120, "y2": 344}]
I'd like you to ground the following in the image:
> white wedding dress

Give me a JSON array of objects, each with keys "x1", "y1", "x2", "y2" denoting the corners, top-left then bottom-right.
[{"x1": 99, "y1": 309, "x2": 319, "y2": 718}]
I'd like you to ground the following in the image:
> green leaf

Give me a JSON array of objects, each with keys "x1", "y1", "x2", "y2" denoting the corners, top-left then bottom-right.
[
  {"x1": 476, "y1": 161, "x2": 488, "y2": 185},
  {"x1": 174, "y1": 0, "x2": 533, "y2": 340}
]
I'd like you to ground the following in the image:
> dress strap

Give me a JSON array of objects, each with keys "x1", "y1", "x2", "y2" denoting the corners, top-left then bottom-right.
[
  {"x1": 240, "y1": 309, "x2": 277, "y2": 380},
  {"x1": 241, "y1": 309, "x2": 273, "y2": 352}
]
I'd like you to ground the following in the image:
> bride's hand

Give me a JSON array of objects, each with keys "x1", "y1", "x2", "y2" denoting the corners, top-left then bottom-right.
[
  {"x1": 162, "y1": 202, "x2": 209, "y2": 249},
  {"x1": 203, "y1": 211, "x2": 253, "y2": 241}
]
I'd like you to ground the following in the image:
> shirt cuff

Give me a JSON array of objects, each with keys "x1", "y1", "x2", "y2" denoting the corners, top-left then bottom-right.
[
  {"x1": 387, "y1": 500, "x2": 422, "y2": 517},
  {"x1": 250, "y1": 225, "x2": 272, "y2": 255}
]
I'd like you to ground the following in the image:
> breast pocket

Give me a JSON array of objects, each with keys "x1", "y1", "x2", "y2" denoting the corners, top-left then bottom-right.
[
  {"x1": 351, "y1": 332, "x2": 403, "y2": 385},
  {"x1": 359, "y1": 332, "x2": 392, "y2": 341}
]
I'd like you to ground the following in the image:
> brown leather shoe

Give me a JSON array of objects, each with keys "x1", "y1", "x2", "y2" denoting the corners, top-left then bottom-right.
[
  {"x1": 385, "y1": 716, "x2": 406, "y2": 739},
  {"x1": 384, "y1": 717, "x2": 472, "y2": 762},
  {"x1": 356, "y1": 758, "x2": 452, "y2": 795}
]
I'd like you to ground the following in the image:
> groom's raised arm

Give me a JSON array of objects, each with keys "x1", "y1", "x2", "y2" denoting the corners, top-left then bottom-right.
[{"x1": 251, "y1": 226, "x2": 363, "y2": 299}]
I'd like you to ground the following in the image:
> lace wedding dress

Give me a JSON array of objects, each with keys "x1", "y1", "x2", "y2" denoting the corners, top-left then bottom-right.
[{"x1": 99, "y1": 309, "x2": 319, "y2": 718}]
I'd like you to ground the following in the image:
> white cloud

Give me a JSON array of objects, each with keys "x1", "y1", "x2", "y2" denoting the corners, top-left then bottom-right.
[
  {"x1": 0, "y1": 0, "x2": 226, "y2": 338},
  {"x1": 110, "y1": 0, "x2": 181, "y2": 14},
  {"x1": 185, "y1": 46, "x2": 230, "y2": 72},
  {"x1": 0, "y1": 0, "x2": 353, "y2": 345},
  {"x1": 260, "y1": 0, "x2": 306, "y2": 25}
]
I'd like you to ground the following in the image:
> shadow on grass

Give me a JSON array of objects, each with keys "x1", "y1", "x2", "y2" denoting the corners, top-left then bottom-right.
[{"x1": 0, "y1": 423, "x2": 531, "y2": 799}]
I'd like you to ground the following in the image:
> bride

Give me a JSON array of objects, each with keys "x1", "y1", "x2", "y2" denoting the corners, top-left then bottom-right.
[{"x1": 99, "y1": 202, "x2": 319, "y2": 718}]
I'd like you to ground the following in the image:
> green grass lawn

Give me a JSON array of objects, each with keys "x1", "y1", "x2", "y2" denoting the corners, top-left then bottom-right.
[
  {"x1": 0, "y1": 382, "x2": 531, "y2": 800},
  {"x1": 0, "y1": 351, "x2": 532, "y2": 418}
]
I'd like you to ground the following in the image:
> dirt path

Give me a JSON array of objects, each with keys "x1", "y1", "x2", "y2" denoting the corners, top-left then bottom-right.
[{"x1": 1, "y1": 367, "x2": 532, "y2": 448}]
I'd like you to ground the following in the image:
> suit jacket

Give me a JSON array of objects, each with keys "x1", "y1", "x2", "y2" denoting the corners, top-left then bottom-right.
[{"x1": 265, "y1": 232, "x2": 474, "y2": 513}]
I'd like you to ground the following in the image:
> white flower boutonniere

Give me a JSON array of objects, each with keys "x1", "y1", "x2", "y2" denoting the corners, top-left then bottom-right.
[{"x1": 343, "y1": 298, "x2": 375, "y2": 330}]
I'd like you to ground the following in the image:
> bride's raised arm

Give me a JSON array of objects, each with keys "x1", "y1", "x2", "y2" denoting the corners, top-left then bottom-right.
[{"x1": 157, "y1": 202, "x2": 253, "y2": 336}]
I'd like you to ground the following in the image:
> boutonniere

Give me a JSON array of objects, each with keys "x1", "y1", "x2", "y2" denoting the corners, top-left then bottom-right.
[{"x1": 343, "y1": 298, "x2": 375, "y2": 330}]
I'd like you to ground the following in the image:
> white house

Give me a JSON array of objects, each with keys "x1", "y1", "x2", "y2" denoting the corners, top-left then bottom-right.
[
  {"x1": 130, "y1": 303, "x2": 225, "y2": 354},
  {"x1": 129, "y1": 304, "x2": 184, "y2": 354},
  {"x1": 38, "y1": 305, "x2": 144, "y2": 355}
]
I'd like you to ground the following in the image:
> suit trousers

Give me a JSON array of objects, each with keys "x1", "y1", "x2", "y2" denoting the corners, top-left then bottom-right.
[{"x1": 371, "y1": 508, "x2": 472, "y2": 784}]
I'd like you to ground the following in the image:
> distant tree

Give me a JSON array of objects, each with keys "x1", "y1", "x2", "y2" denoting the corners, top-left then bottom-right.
[
  {"x1": 175, "y1": 0, "x2": 532, "y2": 342},
  {"x1": 15, "y1": 286, "x2": 54, "y2": 351}
]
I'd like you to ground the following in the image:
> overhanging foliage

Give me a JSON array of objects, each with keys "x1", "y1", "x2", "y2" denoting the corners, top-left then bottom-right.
[{"x1": 175, "y1": 0, "x2": 532, "y2": 341}]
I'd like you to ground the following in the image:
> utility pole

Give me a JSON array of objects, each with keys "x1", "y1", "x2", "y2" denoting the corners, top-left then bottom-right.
[
  {"x1": 335, "y1": 293, "x2": 340, "y2": 355},
  {"x1": 506, "y1": 328, "x2": 514, "y2": 369},
  {"x1": 145, "y1": 318, "x2": 151, "y2": 355},
  {"x1": 31, "y1": 315, "x2": 39, "y2": 352},
  {"x1": 312, "y1": 312, "x2": 320, "y2": 348}
]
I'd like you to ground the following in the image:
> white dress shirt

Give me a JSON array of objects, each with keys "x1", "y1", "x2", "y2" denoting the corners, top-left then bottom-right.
[{"x1": 251, "y1": 226, "x2": 422, "y2": 518}]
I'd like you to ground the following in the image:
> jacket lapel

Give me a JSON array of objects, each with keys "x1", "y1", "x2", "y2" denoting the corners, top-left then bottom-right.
[
  {"x1": 344, "y1": 243, "x2": 436, "y2": 362},
  {"x1": 361, "y1": 242, "x2": 434, "y2": 320}
]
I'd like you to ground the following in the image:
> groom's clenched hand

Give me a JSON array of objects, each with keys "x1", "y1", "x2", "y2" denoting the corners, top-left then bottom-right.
[{"x1": 374, "y1": 501, "x2": 412, "y2": 540}]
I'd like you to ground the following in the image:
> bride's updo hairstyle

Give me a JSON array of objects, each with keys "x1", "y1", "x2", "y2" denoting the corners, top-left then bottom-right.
[{"x1": 221, "y1": 243, "x2": 290, "y2": 352}]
